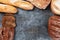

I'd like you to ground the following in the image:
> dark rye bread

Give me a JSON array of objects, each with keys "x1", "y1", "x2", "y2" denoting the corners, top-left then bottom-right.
[
  {"x1": 0, "y1": 15, "x2": 16, "y2": 40},
  {"x1": 0, "y1": 27, "x2": 14, "y2": 40},
  {"x1": 48, "y1": 16, "x2": 60, "y2": 39},
  {"x1": 2, "y1": 15, "x2": 16, "y2": 27},
  {"x1": 0, "y1": 28, "x2": 3, "y2": 40},
  {"x1": 27, "y1": 0, "x2": 51, "y2": 9},
  {"x1": 2, "y1": 27, "x2": 14, "y2": 40}
]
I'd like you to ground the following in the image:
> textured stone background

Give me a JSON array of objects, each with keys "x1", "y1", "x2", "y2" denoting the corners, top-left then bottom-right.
[{"x1": 0, "y1": 6, "x2": 53, "y2": 40}]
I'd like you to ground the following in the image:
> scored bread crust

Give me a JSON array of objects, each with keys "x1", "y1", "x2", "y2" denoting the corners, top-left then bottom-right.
[
  {"x1": 48, "y1": 16, "x2": 60, "y2": 39},
  {"x1": 0, "y1": 4, "x2": 17, "y2": 13},
  {"x1": 0, "y1": 0, "x2": 34, "y2": 10}
]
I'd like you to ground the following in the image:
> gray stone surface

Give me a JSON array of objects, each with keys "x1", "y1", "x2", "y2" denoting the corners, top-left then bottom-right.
[{"x1": 0, "y1": 7, "x2": 53, "y2": 40}]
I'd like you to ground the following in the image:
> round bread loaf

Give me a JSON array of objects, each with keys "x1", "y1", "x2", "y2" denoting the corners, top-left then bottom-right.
[
  {"x1": 51, "y1": 0, "x2": 60, "y2": 15},
  {"x1": 48, "y1": 16, "x2": 60, "y2": 40}
]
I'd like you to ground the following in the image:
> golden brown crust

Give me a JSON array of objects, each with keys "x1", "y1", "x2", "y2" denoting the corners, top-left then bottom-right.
[
  {"x1": 0, "y1": 4, "x2": 17, "y2": 13},
  {"x1": 27, "y1": 0, "x2": 51, "y2": 9},
  {"x1": 0, "y1": 0, "x2": 34, "y2": 10},
  {"x1": 13, "y1": 1, "x2": 34, "y2": 10}
]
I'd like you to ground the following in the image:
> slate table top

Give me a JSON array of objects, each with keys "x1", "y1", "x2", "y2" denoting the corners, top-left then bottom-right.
[{"x1": 0, "y1": 6, "x2": 53, "y2": 40}]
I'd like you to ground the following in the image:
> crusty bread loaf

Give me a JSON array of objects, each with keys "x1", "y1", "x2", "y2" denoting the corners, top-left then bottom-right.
[
  {"x1": 27, "y1": 0, "x2": 51, "y2": 9},
  {"x1": 0, "y1": 4, "x2": 17, "y2": 13},
  {"x1": 48, "y1": 16, "x2": 60, "y2": 40},
  {"x1": 0, "y1": 0, "x2": 34, "y2": 10},
  {"x1": 51, "y1": 0, "x2": 60, "y2": 15}
]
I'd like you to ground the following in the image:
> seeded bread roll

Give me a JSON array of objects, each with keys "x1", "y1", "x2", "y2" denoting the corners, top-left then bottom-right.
[
  {"x1": 27, "y1": 0, "x2": 51, "y2": 9},
  {"x1": 48, "y1": 16, "x2": 60, "y2": 40},
  {"x1": 51, "y1": 0, "x2": 60, "y2": 15}
]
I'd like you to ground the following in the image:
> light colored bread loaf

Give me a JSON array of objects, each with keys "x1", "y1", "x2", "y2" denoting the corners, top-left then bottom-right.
[
  {"x1": 0, "y1": 0, "x2": 34, "y2": 10},
  {"x1": 51, "y1": 0, "x2": 60, "y2": 15},
  {"x1": 0, "y1": 4, "x2": 17, "y2": 13}
]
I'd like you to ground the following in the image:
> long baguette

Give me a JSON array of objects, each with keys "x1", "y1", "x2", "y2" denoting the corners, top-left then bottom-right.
[
  {"x1": 0, "y1": 0, "x2": 34, "y2": 10},
  {"x1": 0, "y1": 4, "x2": 17, "y2": 13}
]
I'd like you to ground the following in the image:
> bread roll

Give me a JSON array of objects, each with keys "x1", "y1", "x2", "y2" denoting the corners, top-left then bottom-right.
[
  {"x1": 51, "y1": 0, "x2": 60, "y2": 15},
  {"x1": 48, "y1": 16, "x2": 60, "y2": 40}
]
